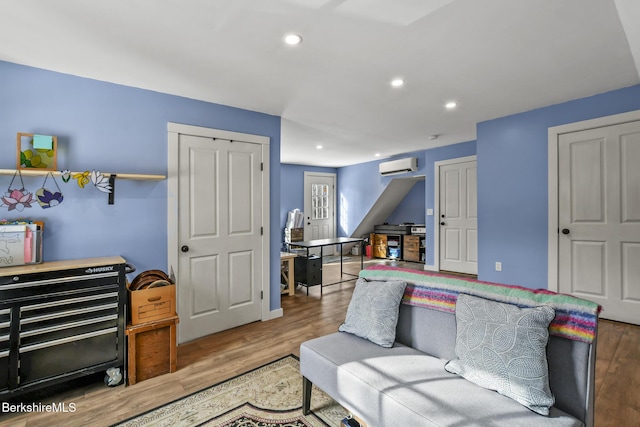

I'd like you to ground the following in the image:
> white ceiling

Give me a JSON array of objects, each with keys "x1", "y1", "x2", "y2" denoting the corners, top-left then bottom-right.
[{"x1": 1, "y1": 0, "x2": 639, "y2": 167}]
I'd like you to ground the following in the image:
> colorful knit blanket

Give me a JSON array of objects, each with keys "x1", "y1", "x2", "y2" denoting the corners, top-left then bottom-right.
[{"x1": 359, "y1": 265, "x2": 601, "y2": 344}]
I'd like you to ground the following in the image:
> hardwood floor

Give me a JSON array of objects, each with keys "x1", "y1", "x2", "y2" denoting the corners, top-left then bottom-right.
[{"x1": 1, "y1": 259, "x2": 638, "y2": 426}]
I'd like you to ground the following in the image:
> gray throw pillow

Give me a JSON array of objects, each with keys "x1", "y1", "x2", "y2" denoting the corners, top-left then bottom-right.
[
  {"x1": 444, "y1": 293, "x2": 556, "y2": 415},
  {"x1": 338, "y1": 278, "x2": 407, "y2": 348}
]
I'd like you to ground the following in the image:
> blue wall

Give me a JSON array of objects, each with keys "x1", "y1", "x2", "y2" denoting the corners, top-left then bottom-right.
[
  {"x1": 0, "y1": 61, "x2": 283, "y2": 311},
  {"x1": 336, "y1": 145, "x2": 477, "y2": 263},
  {"x1": 336, "y1": 151, "x2": 427, "y2": 238},
  {"x1": 280, "y1": 164, "x2": 337, "y2": 247},
  {"x1": 386, "y1": 180, "x2": 425, "y2": 225},
  {"x1": 423, "y1": 141, "x2": 477, "y2": 266},
  {"x1": 477, "y1": 84, "x2": 640, "y2": 289}
]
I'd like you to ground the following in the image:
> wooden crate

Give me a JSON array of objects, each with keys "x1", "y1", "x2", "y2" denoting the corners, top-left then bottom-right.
[
  {"x1": 128, "y1": 284, "x2": 176, "y2": 325},
  {"x1": 126, "y1": 315, "x2": 179, "y2": 385},
  {"x1": 403, "y1": 235, "x2": 421, "y2": 262}
]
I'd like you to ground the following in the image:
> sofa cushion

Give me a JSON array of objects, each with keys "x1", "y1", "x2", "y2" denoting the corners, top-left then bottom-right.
[
  {"x1": 445, "y1": 293, "x2": 556, "y2": 415},
  {"x1": 338, "y1": 278, "x2": 406, "y2": 347},
  {"x1": 300, "y1": 333, "x2": 582, "y2": 427}
]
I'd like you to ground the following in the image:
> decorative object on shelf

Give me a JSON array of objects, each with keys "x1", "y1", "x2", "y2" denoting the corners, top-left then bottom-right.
[
  {"x1": 60, "y1": 169, "x2": 71, "y2": 183},
  {"x1": 90, "y1": 170, "x2": 113, "y2": 194},
  {"x1": 17, "y1": 132, "x2": 58, "y2": 171},
  {"x1": 35, "y1": 172, "x2": 63, "y2": 209},
  {"x1": 0, "y1": 168, "x2": 165, "y2": 205},
  {"x1": 1, "y1": 170, "x2": 33, "y2": 211},
  {"x1": 72, "y1": 170, "x2": 91, "y2": 188}
]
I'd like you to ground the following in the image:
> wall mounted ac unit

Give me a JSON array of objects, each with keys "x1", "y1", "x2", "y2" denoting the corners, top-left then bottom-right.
[{"x1": 379, "y1": 157, "x2": 418, "y2": 176}]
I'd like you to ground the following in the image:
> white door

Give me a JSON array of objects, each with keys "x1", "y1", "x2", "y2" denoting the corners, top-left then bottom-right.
[
  {"x1": 303, "y1": 172, "x2": 336, "y2": 242},
  {"x1": 177, "y1": 134, "x2": 263, "y2": 343},
  {"x1": 558, "y1": 120, "x2": 640, "y2": 324},
  {"x1": 439, "y1": 159, "x2": 478, "y2": 274}
]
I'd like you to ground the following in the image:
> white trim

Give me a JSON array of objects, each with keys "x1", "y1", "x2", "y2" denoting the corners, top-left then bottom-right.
[
  {"x1": 547, "y1": 110, "x2": 640, "y2": 292},
  {"x1": 167, "y1": 122, "x2": 269, "y2": 145},
  {"x1": 303, "y1": 171, "x2": 337, "y2": 244},
  {"x1": 269, "y1": 308, "x2": 284, "y2": 320},
  {"x1": 433, "y1": 155, "x2": 477, "y2": 272},
  {"x1": 167, "y1": 122, "x2": 271, "y2": 342}
]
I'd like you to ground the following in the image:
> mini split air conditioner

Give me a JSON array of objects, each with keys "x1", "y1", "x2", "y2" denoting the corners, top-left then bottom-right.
[{"x1": 378, "y1": 157, "x2": 418, "y2": 176}]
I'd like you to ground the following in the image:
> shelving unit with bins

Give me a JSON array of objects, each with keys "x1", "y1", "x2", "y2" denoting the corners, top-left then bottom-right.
[{"x1": 370, "y1": 233, "x2": 403, "y2": 260}]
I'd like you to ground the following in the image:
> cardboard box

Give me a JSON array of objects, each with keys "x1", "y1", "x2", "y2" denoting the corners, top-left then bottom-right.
[{"x1": 128, "y1": 284, "x2": 176, "y2": 325}]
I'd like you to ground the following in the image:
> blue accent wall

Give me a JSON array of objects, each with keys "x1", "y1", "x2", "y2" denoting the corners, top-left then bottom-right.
[
  {"x1": 423, "y1": 141, "x2": 477, "y2": 266},
  {"x1": 280, "y1": 164, "x2": 337, "y2": 248},
  {"x1": 336, "y1": 144, "x2": 477, "y2": 265},
  {"x1": 0, "y1": 61, "x2": 283, "y2": 311},
  {"x1": 386, "y1": 180, "x2": 425, "y2": 225},
  {"x1": 477, "y1": 84, "x2": 640, "y2": 289},
  {"x1": 336, "y1": 151, "x2": 426, "y2": 238}
]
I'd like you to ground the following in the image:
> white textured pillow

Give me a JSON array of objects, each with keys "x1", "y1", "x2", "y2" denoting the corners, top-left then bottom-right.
[
  {"x1": 445, "y1": 293, "x2": 556, "y2": 415},
  {"x1": 338, "y1": 278, "x2": 407, "y2": 348}
]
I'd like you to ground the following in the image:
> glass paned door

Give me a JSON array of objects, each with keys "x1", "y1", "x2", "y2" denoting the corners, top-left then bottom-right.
[{"x1": 312, "y1": 183, "x2": 330, "y2": 220}]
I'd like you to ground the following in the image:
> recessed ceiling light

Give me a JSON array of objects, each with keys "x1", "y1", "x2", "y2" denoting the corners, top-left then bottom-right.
[
  {"x1": 284, "y1": 33, "x2": 303, "y2": 45},
  {"x1": 445, "y1": 101, "x2": 457, "y2": 109},
  {"x1": 374, "y1": 153, "x2": 381, "y2": 157},
  {"x1": 391, "y1": 78, "x2": 405, "y2": 88},
  {"x1": 316, "y1": 145, "x2": 323, "y2": 150}
]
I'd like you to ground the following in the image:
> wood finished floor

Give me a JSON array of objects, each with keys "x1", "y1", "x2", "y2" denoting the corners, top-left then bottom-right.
[{"x1": 1, "y1": 259, "x2": 639, "y2": 427}]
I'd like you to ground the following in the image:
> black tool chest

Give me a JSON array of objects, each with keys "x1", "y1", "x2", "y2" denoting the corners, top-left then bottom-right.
[{"x1": 0, "y1": 257, "x2": 126, "y2": 397}]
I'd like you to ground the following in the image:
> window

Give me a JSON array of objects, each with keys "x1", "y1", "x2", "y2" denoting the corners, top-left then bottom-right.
[{"x1": 311, "y1": 183, "x2": 329, "y2": 220}]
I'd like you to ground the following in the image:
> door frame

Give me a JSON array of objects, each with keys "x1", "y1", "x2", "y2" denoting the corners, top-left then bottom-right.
[
  {"x1": 167, "y1": 122, "x2": 271, "y2": 339},
  {"x1": 432, "y1": 155, "x2": 477, "y2": 273},
  {"x1": 547, "y1": 109, "x2": 640, "y2": 292},
  {"x1": 303, "y1": 171, "x2": 337, "y2": 242}
]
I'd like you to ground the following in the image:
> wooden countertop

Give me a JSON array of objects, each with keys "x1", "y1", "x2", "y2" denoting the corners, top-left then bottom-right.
[{"x1": 0, "y1": 256, "x2": 127, "y2": 276}]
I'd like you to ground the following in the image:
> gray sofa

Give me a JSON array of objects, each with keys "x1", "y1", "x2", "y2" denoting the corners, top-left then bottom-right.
[{"x1": 300, "y1": 266, "x2": 600, "y2": 427}]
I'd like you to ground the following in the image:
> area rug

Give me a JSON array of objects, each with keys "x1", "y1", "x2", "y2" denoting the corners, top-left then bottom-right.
[{"x1": 113, "y1": 355, "x2": 347, "y2": 427}]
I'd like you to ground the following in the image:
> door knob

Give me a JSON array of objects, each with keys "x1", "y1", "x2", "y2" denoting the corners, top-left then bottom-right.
[
  {"x1": 562, "y1": 228, "x2": 570, "y2": 235},
  {"x1": 181, "y1": 245, "x2": 189, "y2": 252},
  {"x1": 440, "y1": 222, "x2": 446, "y2": 226}
]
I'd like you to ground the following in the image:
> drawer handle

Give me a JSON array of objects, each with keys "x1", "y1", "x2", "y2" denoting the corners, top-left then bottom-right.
[
  {"x1": 22, "y1": 291, "x2": 119, "y2": 312},
  {"x1": 21, "y1": 303, "x2": 118, "y2": 324},
  {"x1": 147, "y1": 296, "x2": 162, "y2": 302},
  {"x1": 20, "y1": 327, "x2": 117, "y2": 353},
  {"x1": 20, "y1": 314, "x2": 118, "y2": 338}
]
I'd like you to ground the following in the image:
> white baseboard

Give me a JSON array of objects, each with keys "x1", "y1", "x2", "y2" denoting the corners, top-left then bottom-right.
[
  {"x1": 269, "y1": 308, "x2": 284, "y2": 320},
  {"x1": 423, "y1": 264, "x2": 438, "y2": 272}
]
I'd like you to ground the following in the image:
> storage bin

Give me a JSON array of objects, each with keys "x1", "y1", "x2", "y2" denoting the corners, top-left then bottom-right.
[
  {"x1": 128, "y1": 284, "x2": 177, "y2": 325},
  {"x1": 0, "y1": 227, "x2": 43, "y2": 267}
]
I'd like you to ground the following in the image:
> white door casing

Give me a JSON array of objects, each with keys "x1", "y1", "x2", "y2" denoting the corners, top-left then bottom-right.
[
  {"x1": 549, "y1": 112, "x2": 640, "y2": 324},
  {"x1": 303, "y1": 172, "x2": 336, "y2": 252},
  {"x1": 168, "y1": 123, "x2": 270, "y2": 344},
  {"x1": 435, "y1": 156, "x2": 478, "y2": 275}
]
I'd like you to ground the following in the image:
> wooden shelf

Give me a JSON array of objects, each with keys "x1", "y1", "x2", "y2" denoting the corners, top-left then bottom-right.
[
  {"x1": 0, "y1": 168, "x2": 165, "y2": 205},
  {"x1": 0, "y1": 169, "x2": 165, "y2": 181}
]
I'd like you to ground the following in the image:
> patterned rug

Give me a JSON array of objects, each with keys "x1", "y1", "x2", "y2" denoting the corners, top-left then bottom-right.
[{"x1": 113, "y1": 355, "x2": 347, "y2": 427}]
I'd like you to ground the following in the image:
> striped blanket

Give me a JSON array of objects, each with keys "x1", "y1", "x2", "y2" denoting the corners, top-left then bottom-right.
[{"x1": 359, "y1": 265, "x2": 601, "y2": 344}]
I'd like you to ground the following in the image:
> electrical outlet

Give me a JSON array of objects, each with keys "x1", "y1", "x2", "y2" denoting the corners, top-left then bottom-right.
[{"x1": 495, "y1": 262, "x2": 502, "y2": 272}]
